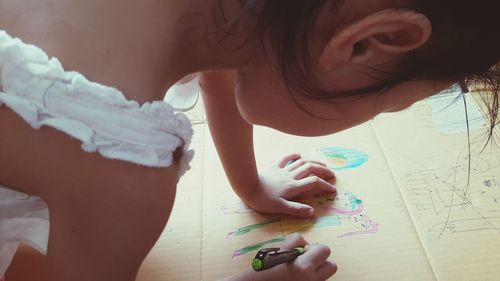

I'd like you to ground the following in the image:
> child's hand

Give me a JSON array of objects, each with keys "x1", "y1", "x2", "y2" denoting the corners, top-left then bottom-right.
[
  {"x1": 221, "y1": 234, "x2": 337, "y2": 281},
  {"x1": 245, "y1": 153, "x2": 336, "y2": 218},
  {"x1": 267, "y1": 233, "x2": 337, "y2": 281}
]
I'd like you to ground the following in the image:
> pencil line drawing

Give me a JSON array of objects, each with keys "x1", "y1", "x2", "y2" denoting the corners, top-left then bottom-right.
[
  {"x1": 405, "y1": 147, "x2": 500, "y2": 237},
  {"x1": 221, "y1": 202, "x2": 254, "y2": 215}
]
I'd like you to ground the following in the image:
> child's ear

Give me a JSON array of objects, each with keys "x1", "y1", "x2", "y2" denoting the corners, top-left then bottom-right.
[{"x1": 319, "y1": 9, "x2": 432, "y2": 72}]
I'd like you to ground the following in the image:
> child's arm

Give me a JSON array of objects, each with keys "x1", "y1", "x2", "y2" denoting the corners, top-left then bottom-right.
[
  {"x1": 220, "y1": 234, "x2": 337, "y2": 281},
  {"x1": 199, "y1": 71, "x2": 336, "y2": 218}
]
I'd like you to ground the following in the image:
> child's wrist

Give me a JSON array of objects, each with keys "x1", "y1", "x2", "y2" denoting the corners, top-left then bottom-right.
[{"x1": 231, "y1": 179, "x2": 260, "y2": 203}]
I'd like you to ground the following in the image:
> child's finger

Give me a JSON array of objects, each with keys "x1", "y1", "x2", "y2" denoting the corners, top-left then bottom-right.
[
  {"x1": 295, "y1": 244, "x2": 331, "y2": 272},
  {"x1": 285, "y1": 159, "x2": 327, "y2": 172},
  {"x1": 278, "y1": 199, "x2": 315, "y2": 218},
  {"x1": 285, "y1": 177, "x2": 336, "y2": 198},
  {"x1": 315, "y1": 261, "x2": 337, "y2": 281},
  {"x1": 278, "y1": 153, "x2": 301, "y2": 168},
  {"x1": 284, "y1": 159, "x2": 305, "y2": 170},
  {"x1": 276, "y1": 233, "x2": 308, "y2": 250},
  {"x1": 292, "y1": 163, "x2": 334, "y2": 180}
]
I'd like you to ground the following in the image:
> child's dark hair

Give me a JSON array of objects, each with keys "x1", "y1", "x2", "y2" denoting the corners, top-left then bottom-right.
[{"x1": 238, "y1": 0, "x2": 500, "y2": 140}]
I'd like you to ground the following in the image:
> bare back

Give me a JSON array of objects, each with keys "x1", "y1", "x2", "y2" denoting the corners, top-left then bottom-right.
[{"x1": 0, "y1": 2, "x2": 184, "y2": 280}]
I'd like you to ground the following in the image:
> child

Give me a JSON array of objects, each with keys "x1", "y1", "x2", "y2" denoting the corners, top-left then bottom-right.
[{"x1": 0, "y1": 0, "x2": 498, "y2": 280}]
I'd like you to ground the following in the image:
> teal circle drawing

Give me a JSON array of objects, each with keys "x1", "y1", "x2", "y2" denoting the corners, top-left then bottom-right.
[{"x1": 320, "y1": 147, "x2": 369, "y2": 170}]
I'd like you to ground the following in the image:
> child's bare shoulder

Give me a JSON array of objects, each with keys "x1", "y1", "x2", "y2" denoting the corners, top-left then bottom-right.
[{"x1": 0, "y1": 0, "x2": 177, "y2": 101}]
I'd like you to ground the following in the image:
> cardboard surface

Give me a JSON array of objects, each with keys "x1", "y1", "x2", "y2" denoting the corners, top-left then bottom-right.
[
  {"x1": 372, "y1": 92, "x2": 500, "y2": 281},
  {"x1": 201, "y1": 124, "x2": 435, "y2": 281},
  {"x1": 138, "y1": 90, "x2": 500, "y2": 280}
]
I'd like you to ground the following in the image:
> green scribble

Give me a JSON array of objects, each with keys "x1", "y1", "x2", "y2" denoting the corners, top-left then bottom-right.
[
  {"x1": 233, "y1": 237, "x2": 286, "y2": 257},
  {"x1": 227, "y1": 219, "x2": 281, "y2": 238}
]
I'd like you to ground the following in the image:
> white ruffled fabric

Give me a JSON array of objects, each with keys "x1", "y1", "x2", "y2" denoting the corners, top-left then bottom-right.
[
  {"x1": 0, "y1": 190, "x2": 48, "y2": 276},
  {"x1": 0, "y1": 30, "x2": 194, "y2": 276}
]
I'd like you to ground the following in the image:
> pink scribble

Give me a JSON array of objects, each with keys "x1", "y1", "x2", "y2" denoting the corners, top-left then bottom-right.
[
  {"x1": 338, "y1": 216, "x2": 379, "y2": 238},
  {"x1": 232, "y1": 250, "x2": 243, "y2": 258},
  {"x1": 320, "y1": 204, "x2": 363, "y2": 216}
]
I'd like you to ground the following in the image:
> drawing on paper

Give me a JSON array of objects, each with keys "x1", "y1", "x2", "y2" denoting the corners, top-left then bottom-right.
[
  {"x1": 319, "y1": 147, "x2": 369, "y2": 170},
  {"x1": 225, "y1": 191, "x2": 379, "y2": 257},
  {"x1": 221, "y1": 202, "x2": 254, "y2": 215},
  {"x1": 426, "y1": 88, "x2": 486, "y2": 134},
  {"x1": 221, "y1": 147, "x2": 374, "y2": 257},
  {"x1": 405, "y1": 147, "x2": 500, "y2": 237}
]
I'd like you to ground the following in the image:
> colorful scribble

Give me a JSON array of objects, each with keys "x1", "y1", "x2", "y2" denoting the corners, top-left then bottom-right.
[
  {"x1": 320, "y1": 147, "x2": 369, "y2": 170},
  {"x1": 320, "y1": 191, "x2": 364, "y2": 214},
  {"x1": 226, "y1": 191, "x2": 379, "y2": 257},
  {"x1": 338, "y1": 214, "x2": 379, "y2": 238}
]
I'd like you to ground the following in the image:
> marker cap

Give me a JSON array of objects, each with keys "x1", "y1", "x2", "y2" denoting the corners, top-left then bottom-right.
[{"x1": 252, "y1": 258, "x2": 264, "y2": 271}]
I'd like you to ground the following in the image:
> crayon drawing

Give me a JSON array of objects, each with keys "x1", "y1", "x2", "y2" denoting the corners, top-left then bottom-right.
[
  {"x1": 224, "y1": 191, "x2": 379, "y2": 257},
  {"x1": 221, "y1": 147, "x2": 374, "y2": 257},
  {"x1": 319, "y1": 147, "x2": 369, "y2": 170}
]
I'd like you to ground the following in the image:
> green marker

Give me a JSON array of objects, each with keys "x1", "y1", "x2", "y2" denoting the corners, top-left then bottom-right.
[{"x1": 251, "y1": 247, "x2": 305, "y2": 271}]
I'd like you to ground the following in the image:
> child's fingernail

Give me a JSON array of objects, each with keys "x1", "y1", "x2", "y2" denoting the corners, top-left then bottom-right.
[{"x1": 307, "y1": 208, "x2": 315, "y2": 216}]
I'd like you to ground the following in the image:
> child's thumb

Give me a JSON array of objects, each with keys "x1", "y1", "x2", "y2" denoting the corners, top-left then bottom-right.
[
  {"x1": 277, "y1": 233, "x2": 308, "y2": 250},
  {"x1": 279, "y1": 199, "x2": 315, "y2": 218}
]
